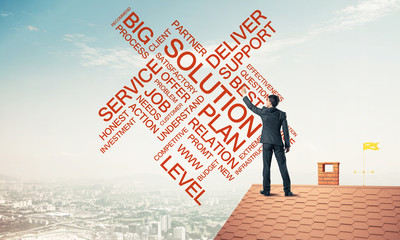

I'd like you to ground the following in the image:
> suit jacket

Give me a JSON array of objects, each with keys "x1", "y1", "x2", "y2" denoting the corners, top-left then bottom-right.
[{"x1": 243, "y1": 96, "x2": 290, "y2": 148}]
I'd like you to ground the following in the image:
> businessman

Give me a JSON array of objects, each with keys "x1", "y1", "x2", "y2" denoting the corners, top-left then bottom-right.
[{"x1": 240, "y1": 87, "x2": 293, "y2": 196}]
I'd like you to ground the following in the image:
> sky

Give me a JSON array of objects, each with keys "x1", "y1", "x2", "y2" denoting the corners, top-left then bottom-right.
[{"x1": 1, "y1": 0, "x2": 400, "y2": 193}]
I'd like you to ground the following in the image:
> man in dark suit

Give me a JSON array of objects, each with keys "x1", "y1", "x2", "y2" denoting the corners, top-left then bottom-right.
[{"x1": 240, "y1": 87, "x2": 293, "y2": 196}]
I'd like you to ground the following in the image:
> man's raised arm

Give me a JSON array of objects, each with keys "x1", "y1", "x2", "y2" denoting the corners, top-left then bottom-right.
[{"x1": 240, "y1": 87, "x2": 263, "y2": 115}]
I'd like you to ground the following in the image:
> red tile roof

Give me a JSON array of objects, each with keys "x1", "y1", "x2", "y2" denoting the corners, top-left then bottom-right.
[{"x1": 215, "y1": 184, "x2": 400, "y2": 240}]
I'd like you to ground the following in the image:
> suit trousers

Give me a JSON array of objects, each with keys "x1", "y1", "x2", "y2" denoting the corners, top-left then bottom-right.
[{"x1": 262, "y1": 143, "x2": 291, "y2": 192}]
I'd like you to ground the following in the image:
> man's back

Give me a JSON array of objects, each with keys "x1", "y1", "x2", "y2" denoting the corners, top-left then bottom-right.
[{"x1": 243, "y1": 96, "x2": 290, "y2": 148}]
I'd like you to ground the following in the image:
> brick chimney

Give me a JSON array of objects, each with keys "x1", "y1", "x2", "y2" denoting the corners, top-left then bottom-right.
[{"x1": 318, "y1": 162, "x2": 340, "y2": 185}]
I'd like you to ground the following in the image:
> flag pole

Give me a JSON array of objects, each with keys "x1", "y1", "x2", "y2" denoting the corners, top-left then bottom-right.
[{"x1": 356, "y1": 142, "x2": 377, "y2": 186}]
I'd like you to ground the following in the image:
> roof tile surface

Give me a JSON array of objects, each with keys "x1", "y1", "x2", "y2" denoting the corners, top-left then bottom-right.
[{"x1": 215, "y1": 184, "x2": 400, "y2": 240}]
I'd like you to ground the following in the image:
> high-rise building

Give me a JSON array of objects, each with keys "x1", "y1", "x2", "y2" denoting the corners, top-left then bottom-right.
[
  {"x1": 148, "y1": 221, "x2": 161, "y2": 240},
  {"x1": 160, "y1": 214, "x2": 172, "y2": 231},
  {"x1": 173, "y1": 226, "x2": 185, "y2": 240},
  {"x1": 141, "y1": 225, "x2": 149, "y2": 240},
  {"x1": 129, "y1": 224, "x2": 140, "y2": 233},
  {"x1": 121, "y1": 225, "x2": 129, "y2": 234},
  {"x1": 167, "y1": 215, "x2": 171, "y2": 230}
]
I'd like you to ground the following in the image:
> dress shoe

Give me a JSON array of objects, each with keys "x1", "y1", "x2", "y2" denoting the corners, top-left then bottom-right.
[
  {"x1": 260, "y1": 190, "x2": 270, "y2": 196},
  {"x1": 285, "y1": 191, "x2": 293, "y2": 196}
]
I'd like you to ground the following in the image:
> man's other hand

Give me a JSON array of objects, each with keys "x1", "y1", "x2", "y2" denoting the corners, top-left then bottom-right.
[{"x1": 285, "y1": 147, "x2": 290, "y2": 153}]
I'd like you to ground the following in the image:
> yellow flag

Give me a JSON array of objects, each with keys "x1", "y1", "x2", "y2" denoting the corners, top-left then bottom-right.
[{"x1": 363, "y1": 142, "x2": 379, "y2": 151}]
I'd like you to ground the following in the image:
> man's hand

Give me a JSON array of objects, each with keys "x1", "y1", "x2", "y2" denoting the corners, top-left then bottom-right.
[
  {"x1": 240, "y1": 86, "x2": 247, "y2": 96},
  {"x1": 285, "y1": 147, "x2": 290, "y2": 153}
]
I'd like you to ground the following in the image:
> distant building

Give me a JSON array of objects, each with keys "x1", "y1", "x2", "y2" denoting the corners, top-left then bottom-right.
[
  {"x1": 121, "y1": 224, "x2": 129, "y2": 234},
  {"x1": 174, "y1": 226, "x2": 185, "y2": 240},
  {"x1": 160, "y1": 214, "x2": 172, "y2": 231},
  {"x1": 149, "y1": 221, "x2": 161, "y2": 240},
  {"x1": 129, "y1": 223, "x2": 140, "y2": 233},
  {"x1": 167, "y1": 215, "x2": 172, "y2": 229},
  {"x1": 115, "y1": 224, "x2": 129, "y2": 233},
  {"x1": 141, "y1": 225, "x2": 149, "y2": 240},
  {"x1": 12, "y1": 199, "x2": 32, "y2": 208}
]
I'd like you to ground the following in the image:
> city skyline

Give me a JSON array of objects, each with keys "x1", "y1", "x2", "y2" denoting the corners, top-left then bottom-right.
[{"x1": 0, "y1": 176, "x2": 241, "y2": 240}]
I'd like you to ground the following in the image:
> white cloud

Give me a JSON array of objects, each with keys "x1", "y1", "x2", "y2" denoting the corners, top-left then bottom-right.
[
  {"x1": 263, "y1": 37, "x2": 308, "y2": 53},
  {"x1": 26, "y1": 25, "x2": 39, "y2": 31},
  {"x1": 63, "y1": 33, "x2": 96, "y2": 43},
  {"x1": 311, "y1": 0, "x2": 400, "y2": 35},
  {"x1": 1, "y1": 11, "x2": 10, "y2": 17},
  {"x1": 256, "y1": 0, "x2": 400, "y2": 54},
  {"x1": 64, "y1": 1, "x2": 400, "y2": 72},
  {"x1": 63, "y1": 33, "x2": 144, "y2": 71}
]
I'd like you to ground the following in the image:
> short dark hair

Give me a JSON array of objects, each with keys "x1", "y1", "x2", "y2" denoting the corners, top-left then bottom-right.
[{"x1": 268, "y1": 95, "x2": 279, "y2": 107}]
